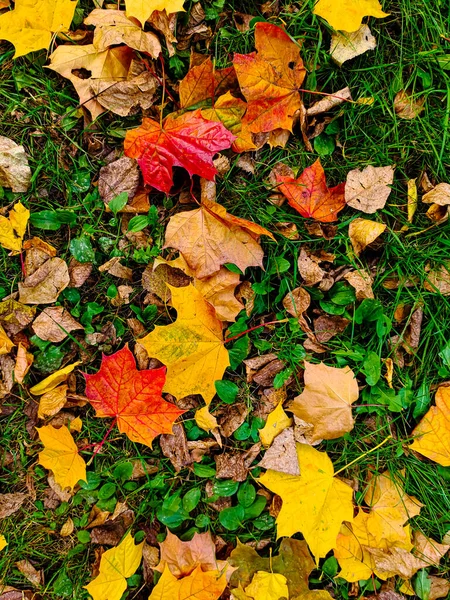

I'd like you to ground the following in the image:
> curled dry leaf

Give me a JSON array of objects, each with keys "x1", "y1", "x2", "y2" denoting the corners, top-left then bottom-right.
[
  {"x1": 98, "y1": 156, "x2": 140, "y2": 206},
  {"x1": 0, "y1": 136, "x2": 31, "y2": 192},
  {"x1": 344, "y1": 269, "x2": 374, "y2": 299},
  {"x1": 0, "y1": 492, "x2": 27, "y2": 519},
  {"x1": 38, "y1": 385, "x2": 68, "y2": 419},
  {"x1": 330, "y1": 25, "x2": 376, "y2": 66},
  {"x1": 306, "y1": 87, "x2": 352, "y2": 116},
  {"x1": 345, "y1": 165, "x2": 395, "y2": 213},
  {"x1": 0, "y1": 325, "x2": 14, "y2": 356},
  {"x1": 313, "y1": 0, "x2": 388, "y2": 32},
  {"x1": 19, "y1": 257, "x2": 70, "y2": 304},
  {"x1": 99, "y1": 257, "x2": 133, "y2": 281},
  {"x1": 14, "y1": 343, "x2": 33, "y2": 384},
  {"x1": 406, "y1": 178, "x2": 418, "y2": 223},
  {"x1": 15, "y1": 559, "x2": 43, "y2": 588},
  {"x1": 60, "y1": 516, "x2": 74, "y2": 537},
  {"x1": 394, "y1": 89, "x2": 425, "y2": 120},
  {"x1": 0, "y1": 300, "x2": 35, "y2": 335},
  {"x1": 314, "y1": 315, "x2": 350, "y2": 343},
  {"x1": 32, "y1": 307, "x2": 83, "y2": 343},
  {"x1": 349, "y1": 218, "x2": 386, "y2": 255},
  {"x1": 30, "y1": 361, "x2": 79, "y2": 395},
  {"x1": 422, "y1": 182, "x2": 450, "y2": 206},
  {"x1": 160, "y1": 422, "x2": 193, "y2": 472},
  {"x1": 215, "y1": 444, "x2": 260, "y2": 482}
]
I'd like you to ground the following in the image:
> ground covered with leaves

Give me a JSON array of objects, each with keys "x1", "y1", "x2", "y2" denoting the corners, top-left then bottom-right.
[{"x1": 1, "y1": 0, "x2": 450, "y2": 599}]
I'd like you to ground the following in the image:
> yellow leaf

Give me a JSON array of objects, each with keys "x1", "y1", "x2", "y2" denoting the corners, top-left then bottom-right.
[
  {"x1": 70, "y1": 416, "x2": 83, "y2": 432},
  {"x1": 149, "y1": 564, "x2": 227, "y2": 600},
  {"x1": 0, "y1": 534, "x2": 7, "y2": 551},
  {"x1": 244, "y1": 571, "x2": 289, "y2": 600},
  {"x1": 288, "y1": 361, "x2": 359, "y2": 442},
  {"x1": 139, "y1": 285, "x2": 230, "y2": 404},
  {"x1": 407, "y1": 178, "x2": 418, "y2": 223},
  {"x1": 399, "y1": 580, "x2": 415, "y2": 595},
  {"x1": 0, "y1": 202, "x2": 29, "y2": 253},
  {"x1": 259, "y1": 401, "x2": 292, "y2": 448},
  {"x1": 259, "y1": 443, "x2": 354, "y2": 562},
  {"x1": 30, "y1": 361, "x2": 80, "y2": 395},
  {"x1": 125, "y1": 0, "x2": 185, "y2": 27},
  {"x1": 37, "y1": 424, "x2": 86, "y2": 491},
  {"x1": 0, "y1": 324, "x2": 14, "y2": 355},
  {"x1": 313, "y1": 0, "x2": 388, "y2": 33},
  {"x1": 84, "y1": 531, "x2": 143, "y2": 600},
  {"x1": 38, "y1": 384, "x2": 68, "y2": 418},
  {"x1": 195, "y1": 405, "x2": 219, "y2": 432},
  {"x1": 348, "y1": 218, "x2": 386, "y2": 256},
  {"x1": 0, "y1": 0, "x2": 77, "y2": 58},
  {"x1": 411, "y1": 386, "x2": 450, "y2": 466}
]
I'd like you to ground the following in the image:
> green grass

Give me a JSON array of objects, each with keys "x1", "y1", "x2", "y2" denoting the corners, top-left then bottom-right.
[{"x1": 1, "y1": 0, "x2": 450, "y2": 597}]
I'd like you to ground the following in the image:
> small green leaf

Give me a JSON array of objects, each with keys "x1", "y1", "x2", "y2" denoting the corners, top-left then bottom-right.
[
  {"x1": 112, "y1": 463, "x2": 133, "y2": 482},
  {"x1": 314, "y1": 133, "x2": 335, "y2": 156},
  {"x1": 77, "y1": 530, "x2": 91, "y2": 544},
  {"x1": 69, "y1": 235, "x2": 95, "y2": 263},
  {"x1": 98, "y1": 482, "x2": 116, "y2": 500},
  {"x1": 215, "y1": 380, "x2": 239, "y2": 404},
  {"x1": 183, "y1": 488, "x2": 201, "y2": 512},
  {"x1": 218, "y1": 505, "x2": 245, "y2": 531},
  {"x1": 362, "y1": 351, "x2": 381, "y2": 386},
  {"x1": 193, "y1": 463, "x2": 216, "y2": 478},
  {"x1": 212, "y1": 480, "x2": 239, "y2": 497},
  {"x1": 128, "y1": 215, "x2": 149, "y2": 232},
  {"x1": 108, "y1": 192, "x2": 128, "y2": 215},
  {"x1": 243, "y1": 495, "x2": 267, "y2": 520},
  {"x1": 237, "y1": 481, "x2": 256, "y2": 508},
  {"x1": 415, "y1": 570, "x2": 431, "y2": 600}
]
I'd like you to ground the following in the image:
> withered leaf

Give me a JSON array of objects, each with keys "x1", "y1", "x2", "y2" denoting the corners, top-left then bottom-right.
[
  {"x1": 32, "y1": 307, "x2": 82, "y2": 342},
  {"x1": 18, "y1": 258, "x2": 70, "y2": 304},
  {"x1": 98, "y1": 156, "x2": 140, "y2": 206}
]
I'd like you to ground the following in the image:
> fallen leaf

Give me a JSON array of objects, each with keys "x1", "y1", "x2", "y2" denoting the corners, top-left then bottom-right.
[
  {"x1": 32, "y1": 307, "x2": 82, "y2": 343},
  {"x1": 124, "y1": 111, "x2": 235, "y2": 193},
  {"x1": 0, "y1": 202, "x2": 29, "y2": 253},
  {"x1": 276, "y1": 159, "x2": 346, "y2": 222},
  {"x1": 160, "y1": 422, "x2": 193, "y2": 472},
  {"x1": 411, "y1": 386, "x2": 450, "y2": 466},
  {"x1": 0, "y1": 492, "x2": 27, "y2": 519},
  {"x1": 330, "y1": 25, "x2": 377, "y2": 66},
  {"x1": 69, "y1": 258, "x2": 92, "y2": 288},
  {"x1": 98, "y1": 157, "x2": 140, "y2": 206},
  {"x1": 139, "y1": 285, "x2": 229, "y2": 404},
  {"x1": 99, "y1": 257, "x2": 133, "y2": 280},
  {"x1": 0, "y1": 0, "x2": 77, "y2": 57},
  {"x1": 349, "y1": 218, "x2": 386, "y2": 255},
  {"x1": 314, "y1": 314, "x2": 350, "y2": 342},
  {"x1": 84, "y1": 345, "x2": 184, "y2": 448},
  {"x1": 84, "y1": 531, "x2": 143, "y2": 600},
  {"x1": 422, "y1": 182, "x2": 450, "y2": 206},
  {"x1": 90, "y1": 503, "x2": 134, "y2": 546},
  {"x1": 30, "y1": 362, "x2": 80, "y2": 395},
  {"x1": 244, "y1": 571, "x2": 288, "y2": 600},
  {"x1": 406, "y1": 178, "x2": 418, "y2": 223},
  {"x1": 38, "y1": 385, "x2": 68, "y2": 419},
  {"x1": 0, "y1": 535, "x2": 6, "y2": 551},
  {"x1": 0, "y1": 300, "x2": 35, "y2": 335},
  {"x1": 344, "y1": 269, "x2": 374, "y2": 299},
  {"x1": 289, "y1": 361, "x2": 359, "y2": 442},
  {"x1": 13, "y1": 342, "x2": 33, "y2": 384},
  {"x1": 0, "y1": 136, "x2": 31, "y2": 191},
  {"x1": 125, "y1": 0, "x2": 184, "y2": 27},
  {"x1": 297, "y1": 248, "x2": 326, "y2": 286},
  {"x1": 0, "y1": 325, "x2": 14, "y2": 356},
  {"x1": 37, "y1": 424, "x2": 86, "y2": 491},
  {"x1": 313, "y1": 0, "x2": 389, "y2": 33},
  {"x1": 424, "y1": 263, "x2": 450, "y2": 295},
  {"x1": 164, "y1": 199, "x2": 273, "y2": 279},
  {"x1": 306, "y1": 86, "x2": 352, "y2": 116},
  {"x1": 394, "y1": 89, "x2": 425, "y2": 119},
  {"x1": 215, "y1": 444, "x2": 260, "y2": 482},
  {"x1": 149, "y1": 564, "x2": 227, "y2": 600},
  {"x1": 233, "y1": 22, "x2": 305, "y2": 134},
  {"x1": 195, "y1": 405, "x2": 219, "y2": 433},
  {"x1": 345, "y1": 165, "x2": 395, "y2": 213},
  {"x1": 259, "y1": 443, "x2": 354, "y2": 561},
  {"x1": 259, "y1": 401, "x2": 292, "y2": 447},
  {"x1": 19, "y1": 257, "x2": 70, "y2": 304},
  {"x1": 15, "y1": 559, "x2": 43, "y2": 587},
  {"x1": 258, "y1": 427, "x2": 300, "y2": 475},
  {"x1": 429, "y1": 576, "x2": 450, "y2": 600}
]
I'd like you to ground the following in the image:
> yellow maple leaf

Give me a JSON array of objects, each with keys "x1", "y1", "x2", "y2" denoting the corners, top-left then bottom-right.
[
  {"x1": 37, "y1": 424, "x2": 86, "y2": 491},
  {"x1": 0, "y1": 534, "x2": 7, "y2": 552},
  {"x1": 259, "y1": 443, "x2": 354, "y2": 562},
  {"x1": 125, "y1": 0, "x2": 185, "y2": 27},
  {"x1": 259, "y1": 401, "x2": 292, "y2": 447},
  {"x1": 0, "y1": 324, "x2": 14, "y2": 355},
  {"x1": 411, "y1": 386, "x2": 450, "y2": 466},
  {"x1": 244, "y1": 571, "x2": 289, "y2": 600},
  {"x1": 84, "y1": 532, "x2": 143, "y2": 600},
  {"x1": 0, "y1": 202, "x2": 29, "y2": 253},
  {"x1": 0, "y1": 0, "x2": 77, "y2": 58},
  {"x1": 139, "y1": 284, "x2": 230, "y2": 404},
  {"x1": 30, "y1": 361, "x2": 80, "y2": 395},
  {"x1": 313, "y1": 0, "x2": 389, "y2": 33},
  {"x1": 149, "y1": 564, "x2": 227, "y2": 600}
]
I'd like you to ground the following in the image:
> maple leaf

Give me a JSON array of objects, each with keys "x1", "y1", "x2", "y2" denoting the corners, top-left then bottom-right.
[
  {"x1": 84, "y1": 531, "x2": 143, "y2": 600},
  {"x1": 233, "y1": 22, "x2": 306, "y2": 134},
  {"x1": 84, "y1": 345, "x2": 184, "y2": 448},
  {"x1": 345, "y1": 165, "x2": 395, "y2": 213},
  {"x1": 0, "y1": 0, "x2": 77, "y2": 58},
  {"x1": 259, "y1": 443, "x2": 354, "y2": 562},
  {"x1": 410, "y1": 386, "x2": 450, "y2": 466},
  {"x1": 124, "y1": 111, "x2": 235, "y2": 193},
  {"x1": 148, "y1": 564, "x2": 227, "y2": 600},
  {"x1": 244, "y1": 571, "x2": 289, "y2": 600},
  {"x1": 313, "y1": 0, "x2": 389, "y2": 33},
  {"x1": 276, "y1": 159, "x2": 346, "y2": 222},
  {"x1": 125, "y1": 0, "x2": 184, "y2": 27},
  {"x1": 37, "y1": 424, "x2": 87, "y2": 491},
  {"x1": 288, "y1": 361, "x2": 359, "y2": 442},
  {"x1": 0, "y1": 202, "x2": 29, "y2": 254},
  {"x1": 139, "y1": 284, "x2": 230, "y2": 404},
  {"x1": 164, "y1": 198, "x2": 274, "y2": 279}
]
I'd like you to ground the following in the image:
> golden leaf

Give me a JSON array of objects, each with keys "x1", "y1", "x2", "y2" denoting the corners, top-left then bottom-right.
[
  {"x1": 30, "y1": 361, "x2": 80, "y2": 395},
  {"x1": 0, "y1": 202, "x2": 29, "y2": 253},
  {"x1": 125, "y1": 0, "x2": 184, "y2": 27},
  {"x1": 37, "y1": 424, "x2": 86, "y2": 491},
  {"x1": 348, "y1": 218, "x2": 386, "y2": 256},
  {"x1": 411, "y1": 386, "x2": 450, "y2": 466},
  {"x1": 313, "y1": 0, "x2": 388, "y2": 33},
  {"x1": 148, "y1": 564, "x2": 227, "y2": 600},
  {"x1": 259, "y1": 401, "x2": 292, "y2": 448}
]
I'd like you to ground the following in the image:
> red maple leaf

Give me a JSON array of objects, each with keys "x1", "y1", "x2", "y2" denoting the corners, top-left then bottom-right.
[
  {"x1": 84, "y1": 345, "x2": 184, "y2": 448},
  {"x1": 276, "y1": 159, "x2": 346, "y2": 223},
  {"x1": 124, "y1": 110, "x2": 235, "y2": 193}
]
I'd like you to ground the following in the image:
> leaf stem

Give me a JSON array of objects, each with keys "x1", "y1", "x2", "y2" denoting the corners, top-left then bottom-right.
[
  {"x1": 224, "y1": 319, "x2": 289, "y2": 344},
  {"x1": 86, "y1": 418, "x2": 118, "y2": 466},
  {"x1": 334, "y1": 435, "x2": 393, "y2": 476}
]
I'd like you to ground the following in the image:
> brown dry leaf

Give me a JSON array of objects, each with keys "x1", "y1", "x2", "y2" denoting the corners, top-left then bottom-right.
[
  {"x1": 422, "y1": 182, "x2": 450, "y2": 206},
  {"x1": 68, "y1": 258, "x2": 92, "y2": 288},
  {"x1": 298, "y1": 248, "x2": 325, "y2": 286},
  {"x1": 424, "y1": 263, "x2": 450, "y2": 295},
  {"x1": 306, "y1": 86, "x2": 352, "y2": 116},
  {"x1": 15, "y1": 560, "x2": 43, "y2": 588},
  {"x1": 289, "y1": 361, "x2": 359, "y2": 442},
  {"x1": 0, "y1": 492, "x2": 27, "y2": 518},
  {"x1": 32, "y1": 307, "x2": 82, "y2": 343},
  {"x1": 159, "y1": 422, "x2": 193, "y2": 472},
  {"x1": 99, "y1": 257, "x2": 132, "y2": 280},
  {"x1": 0, "y1": 355, "x2": 14, "y2": 399},
  {"x1": 148, "y1": 10, "x2": 177, "y2": 56},
  {"x1": 14, "y1": 343, "x2": 33, "y2": 384},
  {"x1": 349, "y1": 218, "x2": 386, "y2": 256},
  {"x1": 217, "y1": 402, "x2": 248, "y2": 438},
  {"x1": 37, "y1": 385, "x2": 68, "y2": 419},
  {"x1": 110, "y1": 284, "x2": 133, "y2": 306},
  {"x1": 18, "y1": 258, "x2": 70, "y2": 304},
  {"x1": 305, "y1": 222, "x2": 338, "y2": 239},
  {"x1": 402, "y1": 306, "x2": 423, "y2": 354},
  {"x1": 345, "y1": 165, "x2": 395, "y2": 213},
  {"x1": 60, "y1": 517, "x2": 74, "y2": 537},
  {"x1": 0, "y1": 300, "x2": 35, "y2": 335},
  {"x1": 23, "y1": 237, "x2": 56, "y2": 276},
  {"x1": 258, "y1": 427, "x2": 300, "y2": 475},
  {"x1": 314, "y1": 315, "x2": 350, "y2": 343},
  {"x1": 215, "y1": 444, "x2": 260, "y2": 482},
  {"x1": 429, "y1": 577, "x2": 450, "y2": 600},
  {"x1": 0, "y1": 136, "x2": 31, "y2": 192},
  {"x1": 394, "y1": 89, "x2": 425, "y2": 119},
  {"x1": 252, "y1": 359, "x2": 286, "y2": 388},
  {"x1": 283, "y1": 287, "x2": 311, "y2": 317},
  {"x1": 330, "y1": 25, "x2": 376, "y2": 66},
  {"x1": 90, "y1": 504, "x2": 134, "y2": 546},
  {"x1": 426, "y1": 203, "x2": 448, "y2": 222},
  {"x1": 98, "y1": 156, "x2": 140, "y2": 206},
  {"x1": 344, "y1": 269, "x2": 374, "y2": 299},
  {"x1": 274, "y1": 222, "x2": 299, "y2": 240}
]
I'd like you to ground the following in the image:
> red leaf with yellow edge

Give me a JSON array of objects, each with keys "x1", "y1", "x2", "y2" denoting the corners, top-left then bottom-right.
[
  {"x1": 276, "y1": 159, "x2": 346, "y2": 222},
  {"x1": 124, "y1": 111, "x2": 235, "y2": 193},
  {"x1": 84, "y1": 345, "x2": 184, "y2": 448},
  {"x1": 233, "y1": 22, "x2": 306, "y2": 135}
]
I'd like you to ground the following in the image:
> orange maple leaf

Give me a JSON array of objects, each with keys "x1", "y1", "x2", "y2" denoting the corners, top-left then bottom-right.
[
  {"x1": 276, "y1": 159, "x2": 346, "y2": 222},
  {"x1": 233, "y1": 22, "x2": 306, "y2": 135},
  {"x1": 84, "y1": 345, "x2": 184, "y2": 448},
  {"x1": 124, "y1": 110, "x2": 235, "y2": 193}
]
